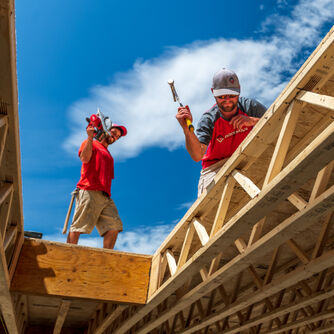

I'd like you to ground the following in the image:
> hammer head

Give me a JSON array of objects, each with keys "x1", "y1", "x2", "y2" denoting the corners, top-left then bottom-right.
[{"x1": 167, "y1": 79, "x2": 177, "y2": 102}]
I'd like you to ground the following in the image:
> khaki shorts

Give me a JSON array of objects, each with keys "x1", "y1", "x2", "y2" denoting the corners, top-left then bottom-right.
[
  {"x1": 198, "y1": 158, "x2": 228, "y2": 197},
  {"x1": 69, "y1": 189, "x2": 123, "y2": 236}
]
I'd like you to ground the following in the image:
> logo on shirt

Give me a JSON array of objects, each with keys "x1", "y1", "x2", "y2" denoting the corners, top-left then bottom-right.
[
  {"x1": 216, "y1": 127, "x2": 249, "y2": 143},
  {"x1": 216, "y1": 135, "x2": 224, "y2": 143}
]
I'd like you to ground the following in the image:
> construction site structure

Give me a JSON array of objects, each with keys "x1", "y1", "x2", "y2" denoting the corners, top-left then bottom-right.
[{"x1": 1, "y1": 0, "x2": 334, "y2": 333}]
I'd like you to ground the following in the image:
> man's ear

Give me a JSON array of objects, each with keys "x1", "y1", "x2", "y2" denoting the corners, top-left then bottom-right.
[{"x1": 211, "y1": 88, "x2": 213, "y2": 93}]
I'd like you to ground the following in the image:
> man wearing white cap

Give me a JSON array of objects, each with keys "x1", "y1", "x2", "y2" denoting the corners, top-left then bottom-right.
[
  {"x1": 67, "y1": 121, "x2": 127, "y2": 249},
  {"x1": 176, "y1": 68, "x2": 266, "y2": 196}
]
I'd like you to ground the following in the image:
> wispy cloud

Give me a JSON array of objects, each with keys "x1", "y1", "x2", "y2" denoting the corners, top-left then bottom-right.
[
  {"x1": 64, "y1": 0, "x2": 334, "y2": 160},
  {"x1": 43, "y1": 223, "x2": 173, "y2": 254},
  {"x1": 177, "y1": 201, "x2": 194, "y2": 210}
]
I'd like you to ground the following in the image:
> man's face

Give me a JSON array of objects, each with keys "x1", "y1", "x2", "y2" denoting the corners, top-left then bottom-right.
[
  {"x1": 215, "y1": 94, "x2": 239, "y2": 115},
  {"x1": 106, "y1": 128, "x2": 122, "y2": 145}
]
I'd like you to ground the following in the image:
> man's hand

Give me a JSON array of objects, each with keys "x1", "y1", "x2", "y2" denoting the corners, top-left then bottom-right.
[
  {"x1": 86, "y1": 126, "x2": 95, "y2": 141},
  {"x1": 229, "y1": 114, "x2": 258, "y2": 130},
  {"x1": 176, "y1": 105, "x2": 193, "y2": 131}
]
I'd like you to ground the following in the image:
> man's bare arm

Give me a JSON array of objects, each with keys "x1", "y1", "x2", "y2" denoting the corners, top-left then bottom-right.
[
  {"x1": 176, "y1": 106, "x2": 207, "y2": 162},
  {"x1": 229, "y1": 114, "x2": 260, "y2": 130},
  {"x1": 80, "y1": 126, "x2": 95, "y2": 163}
]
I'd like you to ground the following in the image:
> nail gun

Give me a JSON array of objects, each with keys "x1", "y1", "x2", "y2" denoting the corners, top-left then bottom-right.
[{"x1": 86, "y1": 108, "x2": 112, "y2": 141}]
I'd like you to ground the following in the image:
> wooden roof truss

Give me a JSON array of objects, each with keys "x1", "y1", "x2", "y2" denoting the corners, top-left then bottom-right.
[{"x1": 100, "y1": 26, "x2": 334, "y2": 334}]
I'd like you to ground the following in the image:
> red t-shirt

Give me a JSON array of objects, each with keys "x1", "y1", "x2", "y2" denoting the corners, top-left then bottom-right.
[
  {"x1": 76, "y1": 140, "x2": 114, "y2": 197},
  {"x1": 202, "y1": 109, "x2": 253, "y2": 169}
]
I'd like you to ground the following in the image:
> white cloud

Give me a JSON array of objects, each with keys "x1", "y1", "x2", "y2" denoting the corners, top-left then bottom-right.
[
  {"x1": 177, "y1": 201, "x2": 194, "y2": 210},
  {"x1": 64, "y1": 0, "x2": 334, "y2": 160},
  {"x1": 43, "y1": 223, "x2": 173, "y2": 254}
]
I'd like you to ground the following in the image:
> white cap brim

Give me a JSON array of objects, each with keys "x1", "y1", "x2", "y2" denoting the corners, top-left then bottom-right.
[{"x1": 212, "y1": 88, "x2": 240, "y2": 97}]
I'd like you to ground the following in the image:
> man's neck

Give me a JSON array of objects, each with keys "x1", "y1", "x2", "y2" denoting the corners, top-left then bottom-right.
[{"x1": 219, "y1": 107, "x2": 238, "y2": 121}]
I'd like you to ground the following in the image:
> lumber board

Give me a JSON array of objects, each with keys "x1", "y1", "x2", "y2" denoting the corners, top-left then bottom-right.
[
  {"x1": 0, "y1": 238, "x2": 18, "y2": 334},
  {"x1": 113, "y1": 125, "x2": 334, "y2": 333},
  {"x1": 218, "y1": 286, "x2": 334, "y2": 334},
  {"x1": 134, "y1": 184, "x2": 334, "y2": 334},
  {"x1": 53, "y1": 300, "x2": 71, "y2": 334},
  {"x1": 11, "y1": 239, "x2": 152, "y2": 304}
]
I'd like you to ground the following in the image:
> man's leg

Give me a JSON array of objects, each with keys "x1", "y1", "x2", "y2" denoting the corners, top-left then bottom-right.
[
  {"x1": 67, "y1": 190, "x2": 99, "y2": 244},
  {"x1": 103, "y1": 230, "x2": 119, "y2": 249},
  {"x1": 67, "y1": 231, "x2": 81, "y2": 244}
]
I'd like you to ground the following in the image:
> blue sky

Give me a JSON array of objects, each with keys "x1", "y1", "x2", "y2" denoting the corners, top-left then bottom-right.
[{"x1": 16, "y1": 0, "x2": 334, "y2": 253}]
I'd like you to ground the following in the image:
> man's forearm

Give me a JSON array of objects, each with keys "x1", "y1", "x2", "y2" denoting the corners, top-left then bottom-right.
[
  {"x1": 80, "y1": 139, "x2": 93, "y2": 163},
  {"x1": 184, "y1": 130, "x2": 205, "y2": 162}
]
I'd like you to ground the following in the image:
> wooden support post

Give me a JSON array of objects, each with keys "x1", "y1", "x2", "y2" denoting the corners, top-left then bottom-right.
[
  {"x1": 263, "y1": 101, "x2": 301, "y2": 187},
  {"x1": 193, "y1": 219, "x2": 209, "y2": 246},
  {"x1": 0, "y1": 115, "x2": 8, "y2": 166},
  {"x1": 0, "y1": 186, "x2": 13, "y2": 242},
  {"x1": 231, "y1": 170, "x2": 260, "y2": 198},
  {"x1": 177, "y1": 223, "x2": 196, "y2": 270},
  {"x1": 166, "y1": 249, "x2": 177, "y2": 276},
  {"x1": 296, "y1": 90, "x2": 334, "y2": 111},
  {"x1": 53, "y1": 300, "x2": 71, "y2": 334},
  {"x1": 309, "y1": 161, "x2": 334, "y2": 202},
  {"x1": 287, "y1": 193, "x2": 308, "y2": 211},
  {"x1": 287, "y1": 239, "x2": 310, "y2": 264},
  {"x1": 94, "y1": 305, "x2": 127, "y2": 334}
]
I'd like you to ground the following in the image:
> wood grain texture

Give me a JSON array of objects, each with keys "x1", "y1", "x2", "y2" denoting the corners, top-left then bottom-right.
[{"x1": 11, "y1": 239, "x2": 152, "y2": 304}]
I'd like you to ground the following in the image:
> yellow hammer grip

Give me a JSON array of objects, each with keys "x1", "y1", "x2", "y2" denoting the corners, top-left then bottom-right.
[{"x1": 186, "y1": 118, "x2": 194, "y2": 132}]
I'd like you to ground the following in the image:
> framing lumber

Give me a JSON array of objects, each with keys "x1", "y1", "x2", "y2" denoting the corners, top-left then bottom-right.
[
  {"x1": 113, "y1": 121, "x2": 334, "y2": 333},
  {"x1": 53, "y1": 300, "x2": 71, "y2": 334},
  {"x1": 133, "y1": 185, "x2": 334, "y2": 334},
  {"x1": 106, "y1": 26, "x2": 334, "y2": 334},
  {"x1": 11, "y1": 239, "x2": 152, "y2": 304}
]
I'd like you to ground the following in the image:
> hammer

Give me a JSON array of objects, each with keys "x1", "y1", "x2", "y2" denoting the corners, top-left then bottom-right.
[{"x1": 168, "y1": 79, "x2": 194, "y2": 132}]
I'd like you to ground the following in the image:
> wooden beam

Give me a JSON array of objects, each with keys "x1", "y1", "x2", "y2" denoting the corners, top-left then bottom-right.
[
  {"x1": 0, "y1": 114, "x2": 8, "y2": 165},
  {"x1": 0, "y1": 183, "x2": 13, "y2": 207},
  {"x1": 0, "y1": 114, "x2": 8, "y2": 128},
  {"x1": 211, "y1": 286, "x2": 334, "y2": 334},
  {"x1": 231, "y1": 170, "x2": 260, "y2": 198},
  {"x1": 132, "y1": 185, "x2": 334, "y2": 334},
  {"x1": 3, "y1": 224, "x2": 16, "y2": 252},
  {"x1": 296, "y1": 90, "x2": 334, "y2": 111},
  {"x1": 287, "y1": 239, "x2": 310, "y2": 264},
  {"x1": 0, "y1": 237, "x2": 18, "y2": 334},
  {"x1": 0, "y1": 186, "x2": 13, "y2": 242},
  {"x1": 166, "y1": 250, "x2": 177, "y2": 276},
  {"x1": 288, "y1": 193, "x2": 308, "y2": 211},
  {"x1": 193, "y1": 219, "x2": 209, "y2": 246},
  {"x1": 113, "y1": 122, "x2": 334, "y2": 334},
  {"x1": 148, "y1": 253, "x2": 163, "y2": 298},
  {"x1": 263, "y1": 101, "x2": 301, "y2": 187},
  {"x1": 263, "y1": 310, "x2": 334, "y2": 334},
  {"x1": 179, "y1": 252, "x2": 334, "y2": 334},
  {"x1": 310, "y1": 161, "x2": 334, "y2": 202},
  {"x1": 94, "y1": 305, "x2": 127, "y2": 334},
  {"x1": 177, "y1": 223, "x2": 196, "y2": 270},
  {"x1": 210, "y1": 177, "x2": 236, "y2": 238},
  {"x1": 11, "y1": 239, "x2": 152, "y2": 304},
  {"x1": 53, "y1": 300, "x2": 71, "y2": 334}
]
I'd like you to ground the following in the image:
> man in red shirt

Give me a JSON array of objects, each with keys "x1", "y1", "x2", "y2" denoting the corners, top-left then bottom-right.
[
  {"x1": 67, "y1": 122, "x2": 127, "y2": 249},
  {"x1": 176, "y1": 68, "x2": 266, "y2": 196}
]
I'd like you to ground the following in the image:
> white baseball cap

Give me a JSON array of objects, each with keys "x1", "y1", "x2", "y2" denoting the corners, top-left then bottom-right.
[{"x1": 212, "y1": 68, "x2": 240, "y2": 96}]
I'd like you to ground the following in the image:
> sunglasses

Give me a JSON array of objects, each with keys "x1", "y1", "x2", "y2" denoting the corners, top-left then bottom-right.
[{"x1": 216, "y1": 95, "x2": 239, "y2": 100}]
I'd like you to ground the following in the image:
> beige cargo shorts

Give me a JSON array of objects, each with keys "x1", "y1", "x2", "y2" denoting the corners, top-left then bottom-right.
[
  {"x1": 69, "y1": 189, "x2": 123, "y2": 236},
  {"x1": 197, "y1": 158, "x2": 228, "y2": 197}
]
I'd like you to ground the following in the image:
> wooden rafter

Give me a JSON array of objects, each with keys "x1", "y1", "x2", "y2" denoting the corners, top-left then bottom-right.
[
  {"x1": 53, "y1": 300, "x2": 71, "y2": 334},
  {"x1": 129, "y1": 185, "x2": 334, "y2": 334}
]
